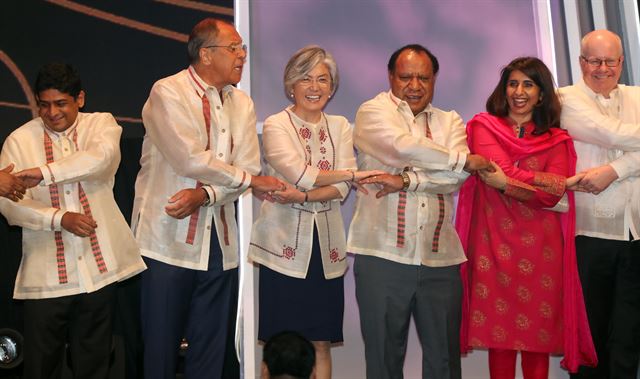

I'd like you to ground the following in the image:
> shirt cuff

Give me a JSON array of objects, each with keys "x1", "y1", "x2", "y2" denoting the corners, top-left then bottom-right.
[
  {"x1": 40, "y1": 165, "x2": 54, "y2": 186},
  {"x1": 503, "y1": 177, "x2": 536, "y2": 201},
  {"x1": 405, "y1": 171, "x2": 420, "y2": 192},
  {"x1": 609, "y1": 161, "x2": 630, "y2": 180},
  {"x1": 295, "y1": 165, "x2": 320, "y2": 191},
  {"x1": 232, "y1": 170, "x2": 251, "y2": 192},
  {"x1": 203, "y1": 186, "x2": 216, "y2": 206},
  {"x1": 450, "y1": 152, "x2": 467, "y2": 173},
  {"x1": 50, "y1": 209, "x2": 65, "y2": 231},
  {"x1": 331, "y1": 182, "x2": 350, "y2": 200}
]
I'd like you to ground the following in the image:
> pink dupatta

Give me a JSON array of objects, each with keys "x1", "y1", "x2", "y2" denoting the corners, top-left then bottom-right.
[{"x1": 455, "y1": 113, "x2": 597, "y2": 372}]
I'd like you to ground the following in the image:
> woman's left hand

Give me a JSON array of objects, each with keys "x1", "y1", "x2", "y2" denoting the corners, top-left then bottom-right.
[
  {"x1": 478, "y1": 161, "x2": 507, "y2": 191},
  {"x1": 271, "y1": 183, "x2": 306, "y2": 204}
]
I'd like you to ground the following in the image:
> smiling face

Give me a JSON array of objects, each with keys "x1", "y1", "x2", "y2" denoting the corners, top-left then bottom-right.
[
  {"x1": 290, "y1": 63, "x2": 332, "y2": 122},
  {"x1": 580, "y1": 31, "x2": 623, "y2": 98},
  {"x1": 388, "y1": 50, "x2": 435, "y2": 115},
  {"x1": 198, "y1": 22, "x2": 247, "y2": 89},
  {"x1": 37, "y1": 89, "x2": 85, "y2": 132},
  {"x1": 505, "y1": 70, "x2": 541, "y2": 125}
]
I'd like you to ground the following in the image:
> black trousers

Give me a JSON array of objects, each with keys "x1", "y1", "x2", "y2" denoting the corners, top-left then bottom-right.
[
  {"x1": 571, "y1": 236, "x2": 640, "y2": 379},
  {"x1": 23, "y1": 283, "x2": 116, "y2": 379}
]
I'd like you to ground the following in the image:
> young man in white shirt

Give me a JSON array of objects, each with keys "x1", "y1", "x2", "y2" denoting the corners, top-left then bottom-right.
[
  {"x1": 559, "y1": 29, "x2": 640, "y2": 379},
  {"x1": 132, "y1": 18, "x2": 283, "y2": 378},
  {"x1": 347, "y1": 44, "x2": 489, "y2": 379},
  {"x1": 0, "y1": 62, "x2": 146, "y2": 379}
]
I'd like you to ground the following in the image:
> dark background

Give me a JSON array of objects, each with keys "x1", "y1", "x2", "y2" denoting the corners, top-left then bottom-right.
[{"x1": 1, "y1": 1, "x2": 233, "y2": 377}]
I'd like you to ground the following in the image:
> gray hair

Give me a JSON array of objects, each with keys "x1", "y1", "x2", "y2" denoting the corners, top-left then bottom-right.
[
  {"x1": 283, "y1": 45, "x2": 339, "y2": 100},
  {"x1": 187, "y1": 18, "x2": 228, "y2": 64}
]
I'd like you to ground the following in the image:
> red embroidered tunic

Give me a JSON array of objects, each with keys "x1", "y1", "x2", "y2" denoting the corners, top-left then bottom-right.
[{"x1": 456, "y1": 113, "x2": 597, "y2": 371}]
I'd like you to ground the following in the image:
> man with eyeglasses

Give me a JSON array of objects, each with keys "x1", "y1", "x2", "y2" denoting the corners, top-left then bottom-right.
[
  {"x1": 133, "y1": 18, "x2": 283, "y2": 378},
  {"x1": 559, "y1": 29, "x2": 640, "y2": 379}
]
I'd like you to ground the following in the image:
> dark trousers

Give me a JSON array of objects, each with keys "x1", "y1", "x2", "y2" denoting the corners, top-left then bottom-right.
[
  {"x1": 354, "y1": 255, "x2": 462, "y2": 379},
  {"x1": 571, "y1": 236, "x2": 640, "y2": 379},
  {"x1": 140, "y1": 236, "x2": 238, "y2": 379},
  {"x1": 22, "y1": 283, "x2": 116, "y2": 379}
]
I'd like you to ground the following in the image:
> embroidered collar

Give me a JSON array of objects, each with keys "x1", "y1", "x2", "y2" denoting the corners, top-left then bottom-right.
[
  {"x1": 285, "y1": 105, "x2": 325, "y2": 127},
  {"x1": 187, "y1": 66, "x2": 233, "y2": 100},
  {"x1": 505, "y1": 117, "x2": 534, "y2": 138},
  {"x1": 42, "y1": 113, "x2": 81, "y2": 139}
]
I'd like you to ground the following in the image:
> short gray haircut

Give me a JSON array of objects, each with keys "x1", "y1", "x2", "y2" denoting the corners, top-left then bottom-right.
[
  {"x1": 283, "y1": 45, "x2": 339, "y2": 100},
  {"x1": 187, "y1": 18, "x2": 229, "y2": 64}
]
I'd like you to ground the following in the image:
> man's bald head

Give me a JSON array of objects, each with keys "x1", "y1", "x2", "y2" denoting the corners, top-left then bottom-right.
[
  {"x1": 580, "y1": 29, "x2": 623, "y2": 57},
  {"x1": 579, "y1": 29, "x2": 624, "y2": 97}
]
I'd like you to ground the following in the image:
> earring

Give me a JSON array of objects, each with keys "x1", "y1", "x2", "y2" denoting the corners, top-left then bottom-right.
[
  {"x1": 290, "y1": 93, "x2": 294, "y2": 98},
  {"x1": 328, "y1": 95, "x2": 331, "y2": 99}
]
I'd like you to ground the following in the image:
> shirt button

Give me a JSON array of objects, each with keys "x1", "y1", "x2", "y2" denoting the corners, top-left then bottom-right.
[
  {"x1": 218, "y1": 153, "x2": 223, "y2": 157},
  {"x1": 207, "y1": 225, "x2": 211, "y2": 230},
  {"x1": 221, "y1": 129, "x2": 226, "y2": 133},
  {"x1": 66, "y1": 190, "x2": 71, "y2": 195},
  {"x1": 64, "y1": 148, "x2": 68, "y2": 152},
  {"x1": 78, "y1": 256, "x2": 83, "y2": 261},
  {"x1": 216, "y1": 106, "x2": 221, "y2": 110},
  {"x1": 419, "y1": 226, "x2": 424, "y2": 230}
]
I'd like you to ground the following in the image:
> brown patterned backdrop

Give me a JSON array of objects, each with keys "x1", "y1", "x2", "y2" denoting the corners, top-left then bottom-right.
[{"x1": 0, "y1": 1, "x2": 234, "y2": 378}]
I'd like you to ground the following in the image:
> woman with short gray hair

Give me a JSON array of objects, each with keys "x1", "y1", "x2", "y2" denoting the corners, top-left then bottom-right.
[{"x1": 248, "y1": 45, "x2": 382, "y2": 379}]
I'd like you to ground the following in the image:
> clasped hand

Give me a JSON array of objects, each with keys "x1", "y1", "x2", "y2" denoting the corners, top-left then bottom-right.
[
  {"x1": 566, "y1": 165, "x2": 617, "y2": 195},
  {"x1": 0, "y1": 164, "x2": 27, "y2": 201}
]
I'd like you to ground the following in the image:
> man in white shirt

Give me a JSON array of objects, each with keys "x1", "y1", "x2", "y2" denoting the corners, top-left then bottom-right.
[
  {"x1": 559, "y1": 29, "x2": 640, "y2": 379},
  {"x1": 132, "y1": 18, "x2": 283, "y2": 378},
  {"x1": 347, "y1": 44, "x2": 489, "y2": 379},
  {"x1": 0, "y1": 62, "x2": 146, "y2": 379}
]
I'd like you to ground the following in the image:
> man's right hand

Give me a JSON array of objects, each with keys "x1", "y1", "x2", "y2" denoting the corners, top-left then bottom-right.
[
  {"x1": 61, "y1": 212, "x2": 97, "y2": 237},
  {"x1": 464, "y1": 154, "x2": 493, "y2": 173},
  {"x1": 0, "y1": 164, "x2": 26, "y2": 201},
  {"x1": 250, "y1": 175, "x2": 285, "y2": 201}
]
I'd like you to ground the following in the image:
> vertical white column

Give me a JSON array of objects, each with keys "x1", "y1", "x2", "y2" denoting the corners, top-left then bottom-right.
[
  {"x1": 532, "y1": 0, "x2": 559, "y2": 81},
  {"x1": 591, "y1": 0, "x2": 608, "y2": 29},
  {"x1": 235, "y1": 1, "x2": 256, "y2": 378},
  {"x1": 621, "y1": 0, "x2": 640, "y2": 85},
  {"x1": 563, "y1": 0, "x2": 583, "y2": 83}
]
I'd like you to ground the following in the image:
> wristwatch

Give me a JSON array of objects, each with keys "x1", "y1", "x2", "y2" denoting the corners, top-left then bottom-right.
[
  {"x1": 400, "y1": 172, "x2": 410, "y2": 190},
  {"x1": 201, "y1": 187, "x2": 211, "y2": 206}
]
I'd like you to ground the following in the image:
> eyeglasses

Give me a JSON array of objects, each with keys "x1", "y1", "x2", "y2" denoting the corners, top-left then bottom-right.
[
  {"x1": 203, "y1": 43, "x2": 247, "y2": 55},
  {"x1": 580, "y1": 56, "x2": 621, "y2": 67},
  {"x1": 298, "y1": 76, "x2": 331, "y2": 87}
]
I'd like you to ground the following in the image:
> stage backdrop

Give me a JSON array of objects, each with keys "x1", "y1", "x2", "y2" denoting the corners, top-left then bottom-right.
[
  {"x1": 248, "y1": 1, "x2": 568, "y2": 378},
  {"x1": 0, "y1": 2, "x2": 234, "y2": 378}
]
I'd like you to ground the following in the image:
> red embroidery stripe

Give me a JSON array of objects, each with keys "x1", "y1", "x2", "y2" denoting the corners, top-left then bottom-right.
[
  {"x1": 186, "y1": 91, "x2": 213, "y2": 244},
  {"x1": 396, "y1": 190, "x2": 407, "y2": 247},
  {"x1": 185, "y1": 182, "x2": 204, "y2": 245},
  {"x1": 44, "y1": 132, "x2": 68, "y2": 284},
  {"x1": 220, "y1": 205, "x2": 230, "y2": 246},
  {"x1": 71, "y1": 131, "x2": 107, "y2": 273},
  {"x1": 432, "y1": 194, "x2": 445, "y2": 252}
]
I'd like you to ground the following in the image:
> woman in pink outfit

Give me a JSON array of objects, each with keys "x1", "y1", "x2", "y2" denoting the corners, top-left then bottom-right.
[{"x1": 456, "y1": 57, "x2": 596, "y2": 379}]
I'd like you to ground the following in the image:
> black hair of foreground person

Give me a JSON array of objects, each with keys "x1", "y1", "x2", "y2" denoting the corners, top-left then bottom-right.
[{"x1": 262, "y1": 331, "x2": 316, "y2": 379}]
